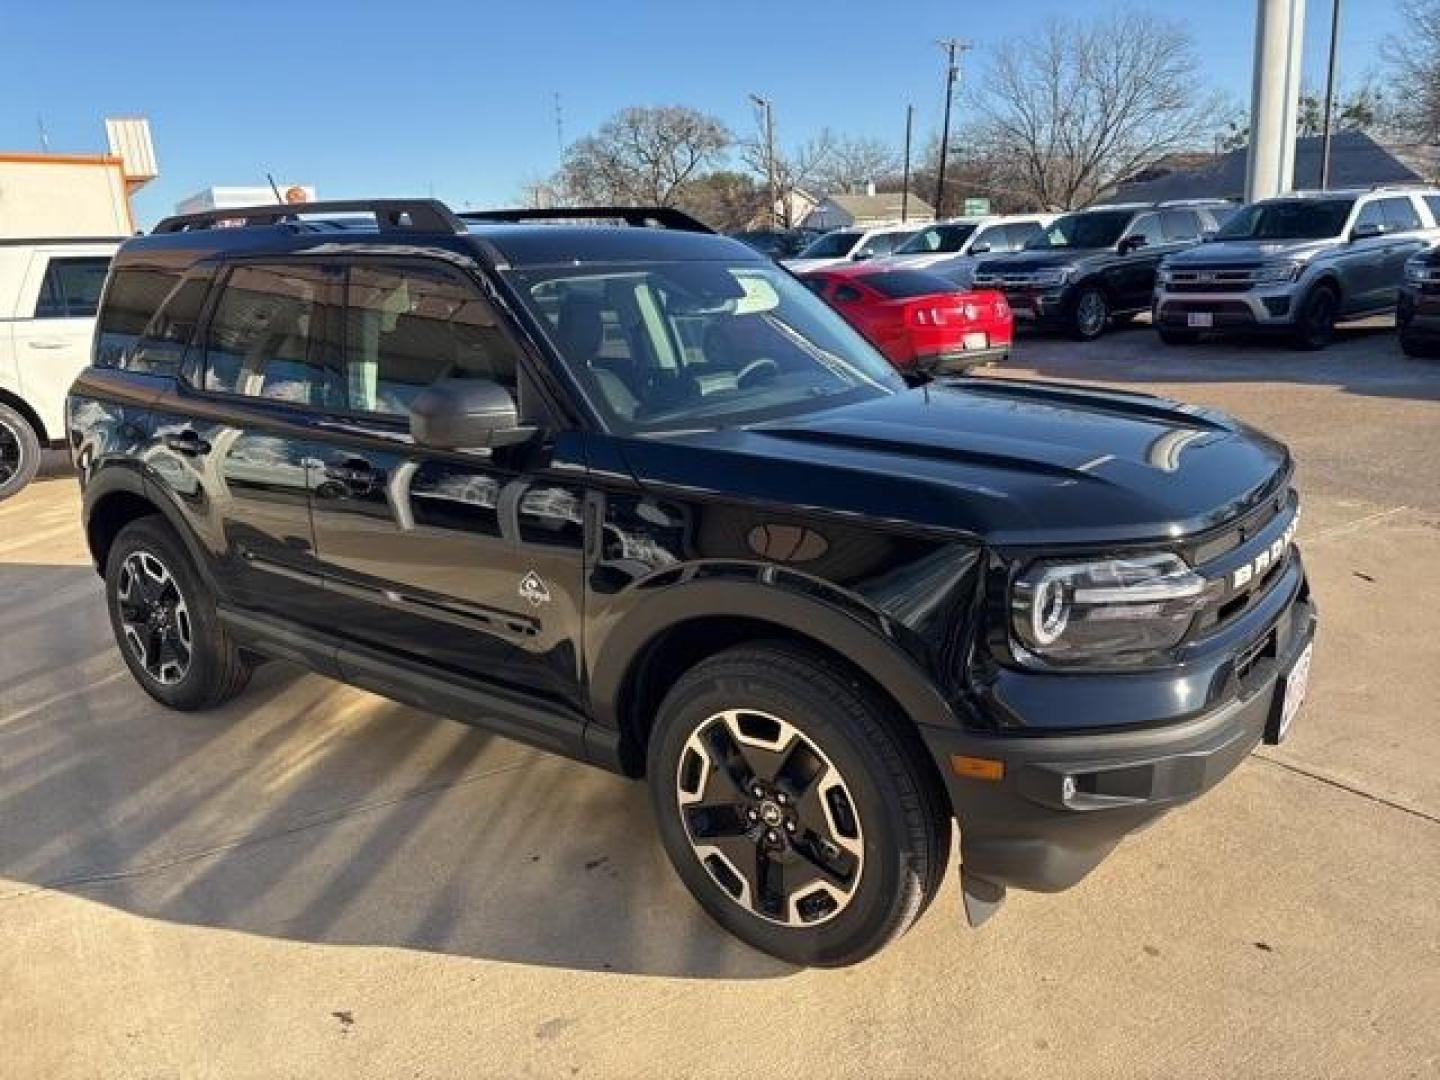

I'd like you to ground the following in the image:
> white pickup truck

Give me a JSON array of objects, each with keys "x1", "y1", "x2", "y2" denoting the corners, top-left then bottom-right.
[{"x1": 0, "y1": 238, "x2": 118, "y2": 499}]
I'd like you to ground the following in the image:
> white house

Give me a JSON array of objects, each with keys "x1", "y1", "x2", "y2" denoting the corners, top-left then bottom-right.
[{"x1": 800, "y1": 192, "x2": 935, "y2": 231}]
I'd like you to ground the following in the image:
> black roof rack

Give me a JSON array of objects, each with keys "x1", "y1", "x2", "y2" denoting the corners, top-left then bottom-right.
[
  {"x1": 458, "y1": 206, "x2": 714, "y2": 234},
  {"x1": 152, "y1": 198, "x2": 468, "y2": 236}
]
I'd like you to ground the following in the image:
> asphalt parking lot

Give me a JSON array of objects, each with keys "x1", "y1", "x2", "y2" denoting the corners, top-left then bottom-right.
[{"x1": 3, "y1": 319, "x2": 1438, "y2": 1079}]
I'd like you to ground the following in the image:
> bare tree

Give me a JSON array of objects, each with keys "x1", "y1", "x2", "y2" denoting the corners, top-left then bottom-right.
[
  {"x1": 556, "y1": 106, "x2": 733, "y2": 206},
  {"x1": 740, "y1": 130, "x2": 838, "y2": 227},
  {"x1": 676, "y1": 170, "x2": 770, "y2": 232},
  {"x1": 965, "y1": 10, "x2": 1224, "y2": 208},
  {"x1": 808, "y1": 132, "x2": 901, "y2": 195},
  {"x1": 1384, "y1": 0, "x2": 1440, "y2": 142}
]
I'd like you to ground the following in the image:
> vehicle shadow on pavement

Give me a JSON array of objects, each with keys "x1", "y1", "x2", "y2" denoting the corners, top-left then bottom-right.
[
  {"x1": 0, "y1": 563, "x2": 791, "y2": 980},
  {"x1": 1009, "y1": 321, "x2": 1440, "y2": 403}
]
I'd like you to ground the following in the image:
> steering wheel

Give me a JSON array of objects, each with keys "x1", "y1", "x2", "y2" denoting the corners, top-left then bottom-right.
[{"x1": 736, "y1": 358, "x2": 780, "y2": 389}]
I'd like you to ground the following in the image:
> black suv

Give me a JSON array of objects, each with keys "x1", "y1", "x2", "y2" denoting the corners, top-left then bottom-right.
[
  {"x1": 1398, "y1": 246, "x2": 1440, "y2": 356},
  {"x1": 971, "y1": 201, "x2": 1233, "y2": 340},
  {"x1": 69, "y1": 200, "x2": 1316, "y2": 967}
]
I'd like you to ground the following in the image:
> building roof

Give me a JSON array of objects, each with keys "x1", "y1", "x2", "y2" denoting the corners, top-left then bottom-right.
[
  {"x1": 1102, "y1": 131, "x2": 1430, "y2": 204},
  {"x1": 821, "y1": 193, "x2": 935, "y2": 220}
]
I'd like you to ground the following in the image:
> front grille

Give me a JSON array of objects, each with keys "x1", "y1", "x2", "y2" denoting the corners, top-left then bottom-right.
[
  {"x1": 973, "y1": 272, "x2": 1046, "y2": 288},
  {"x1": 1164, "y1": 265, "x2": 1262, "y2": 292},
  {"x1": 1189, "y1": 486, "x2": 1299, "y2": 636}
]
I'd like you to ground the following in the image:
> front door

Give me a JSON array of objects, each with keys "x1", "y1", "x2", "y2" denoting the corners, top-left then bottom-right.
[{"x1": 305, "y1": 258, "x2": 589, "y2": 714}]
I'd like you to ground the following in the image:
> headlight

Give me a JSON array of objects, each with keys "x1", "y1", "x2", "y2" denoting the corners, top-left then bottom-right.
[
  {"x1": 1010, "y1": 552, "x2": 1209, "y2": 667},
  {"x1": 1404, "y1": 257, "x2": 1429, "y2": 285},
  {"x1": 1029, "y1": 267, "x2": 1073, "y2": 288},
  {"x1": 1156, "y1": 261, "x2": 1173, "y2": 286},
  {"x1": 1254, "y1": 260, "x2": 1305, "y2": 286}
]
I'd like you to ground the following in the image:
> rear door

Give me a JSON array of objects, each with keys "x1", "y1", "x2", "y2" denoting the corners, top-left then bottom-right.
[
  {"x1": 11, "y1": 248, "x2": 112, "y2": 439},
  {"x1": 305, "y1": 257, "x2": 590, "y2": 715},
  {"x1": 148, "y1": 260, "x2": 341, "y2": 627}
]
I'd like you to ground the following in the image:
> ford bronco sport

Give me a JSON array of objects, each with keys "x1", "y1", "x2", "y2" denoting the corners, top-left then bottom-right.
[{"x1": 68, "y1": 200, "x2": 1317, "y2": 967}]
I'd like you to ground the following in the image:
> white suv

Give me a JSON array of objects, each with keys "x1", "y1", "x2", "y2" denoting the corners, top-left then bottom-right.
[
  {"x1": 0, "y1": 239, "x2": 118, "y2": 498},
  {"x1": 883, "y1": 214, "x2": 1057, "y2": 286},
  {"x1": 782, "y1": 225, "x2": 920, "y2": 272}
]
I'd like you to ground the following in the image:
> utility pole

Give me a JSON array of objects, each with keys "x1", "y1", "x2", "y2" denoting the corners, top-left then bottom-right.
[
  {"x1": 1319, "y1": 0, "x2": 1342, "y2": 189},
  {"x1": 934, "y1": 38, "x2": 971, "y2": 219},
  {"x1": 750, "y1": 93, "x2": 778, "y2": 229},
  {"x1": 901, "y1": 104, "x2": 914, "y2": 223}
]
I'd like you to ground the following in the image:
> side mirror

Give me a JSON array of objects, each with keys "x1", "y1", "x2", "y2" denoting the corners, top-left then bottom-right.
[
  {"x1": 969, "y1": 241, "x2": 992, "y2": 254},
  {"x1": 1118, "y1": 235, "x2": 1148, "y2": 255},
  {"x1": 409, "y1": 377, "x2": 535, "y2": 450},
  {"x1": 1351, "y1": 221, "x2": 1383, "y2": 241},
  {"x1": 852, "y1": 249, "x2": 876, "y2": 261}
]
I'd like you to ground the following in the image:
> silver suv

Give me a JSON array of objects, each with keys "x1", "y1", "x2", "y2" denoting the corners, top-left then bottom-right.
[{"x1": 1153, "y1": 186, "x2": 1440, "y2": 349}]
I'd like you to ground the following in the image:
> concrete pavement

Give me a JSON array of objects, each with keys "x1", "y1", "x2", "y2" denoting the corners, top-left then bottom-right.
[{"x1": 2, "y1": 325, "x2": 1437, "y2": 1079}]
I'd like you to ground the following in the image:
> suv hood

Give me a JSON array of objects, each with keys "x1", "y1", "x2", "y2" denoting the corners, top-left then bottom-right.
[
  {"x1": 1169, "y1": 237, "x2": 1337, "y2": 264},
  {"x1": 973, "y1": 249, "x2": 1107, "y2": 275},
  {"x1": 620, "y1": 379, "x2": 1289, "y2": 547}
]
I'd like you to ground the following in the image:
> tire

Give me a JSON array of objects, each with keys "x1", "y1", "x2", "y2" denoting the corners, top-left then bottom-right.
[
  {"x1": 1157, "y1": 327, "x2": 1199, "y2": 346},
  {"x1": 1291, "y1": 285, "x2": 1339, "y2": 350},
  {"x1": 0, "y1": 402, "x2": 41, "y2": 502},
  {"x1": 104, "y1": 516, "x2": 251, "y2": 711},
  {"x1": 1068, "y1": 286, "x2": 1110, "y2": 341},
  {"x1": 648, "y1": 642, "x2": 951, "y2": 967},
  {"x1": 1400, "y1": 330, "x2": 1440, "y2": 358}
]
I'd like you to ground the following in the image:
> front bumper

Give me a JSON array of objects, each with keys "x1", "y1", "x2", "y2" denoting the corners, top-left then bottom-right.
[
  {"x1": 994, "y1": 287, "x2": 1072, "y2": 327},
  {"x1": 921, "y1": 591, "x2": 1317, "y2": 908},
  {"x1": 1154, "y1": 287, "x2": 1299, "y2": 331},
  {"x1": 1398, "y1": 287, "x2": 1440, "y2": 337}
]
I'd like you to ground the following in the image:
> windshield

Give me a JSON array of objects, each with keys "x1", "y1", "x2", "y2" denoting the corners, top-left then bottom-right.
[
  {"x1": 1026, "y1": 210, "x2": 1135, "y2": 250},
  {"x1": 797, "y1": 230, "x2": 861, "y2": 258},
  {"x1": 505, "y1": 260, "x2": 904, "y2": 433},
  {"x1": 894, "y1": 222, "x2": 978, "y2": 255},
  {"x1": 1215, "y1": 198, "x2": 1355, "y2": 240}
]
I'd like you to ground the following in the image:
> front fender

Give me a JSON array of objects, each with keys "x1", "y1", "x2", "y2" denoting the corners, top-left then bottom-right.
[{"x1": 585, "y1": 566, "x2": 968, "y2": 741}]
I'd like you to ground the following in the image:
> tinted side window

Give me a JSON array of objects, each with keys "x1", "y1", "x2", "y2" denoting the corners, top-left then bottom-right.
[
  {"x1": 127, "y1": 272, "x2": 214, "y2": 376},
  {"x1": 1160, "y1": 210, "x2": 1202, "y2": 242},
  {"x1": 203, "y1": 263, "x2": 342, "y2": 407},
  {"x1": 1126, "y1": 213, "x2": 1163, "y2": 246},
  {"x1": 1354, "y1": 200, "x2": 1386, "y2": 233},
  {"x1": 1425, "y1": 195, "x2": 1440, "y2": 225},
  {"x1": 1005, "y1": 222, "x2": 1043, "y2": 250},
  {"x1": 343, "y1": 263, "x2": 519, "y2": 417},
  {"x1": 95, "y1": 266, "x2": 180, "y2": 367},
  {"x1": 34, "y1": 256, "x2": 110, "y2": 319},
  {"x1": 1380, "y1": 197, "x2": 1422, "y2": 232}
]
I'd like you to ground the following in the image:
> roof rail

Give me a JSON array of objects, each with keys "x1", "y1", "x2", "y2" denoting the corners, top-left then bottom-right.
[
  {"x1": 1367, "y1": 182, "x2": 1436, "y2": 193},
  {"x1": 458, "y1": 206, "x2": 714, "y2": 234},
  {"x1": 152, "y1": 198, "x2": 468, "y2": 236}
]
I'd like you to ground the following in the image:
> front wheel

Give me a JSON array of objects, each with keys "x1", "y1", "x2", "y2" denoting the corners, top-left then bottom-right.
[
  {"x1": 1069, "y1": 286, "x2": 1111, "y2": 341},
  {"x1": 0, "y1": 402, "x2": 41, "y2": 502},
  {"x1": 1291, "y1": 286, "x2": 1339, "y2": 350},
  {"x1": 648, "y1": 643, "x2": 950, "y2": 967}
]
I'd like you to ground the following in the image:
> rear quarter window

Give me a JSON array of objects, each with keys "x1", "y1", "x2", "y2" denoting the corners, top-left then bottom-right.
[
  {"x1": 96, "y1": 266, "x2": 181, "y2": 368},
  {"x1": 34, "y1": 256, "x2": 110, "y2": 319}
]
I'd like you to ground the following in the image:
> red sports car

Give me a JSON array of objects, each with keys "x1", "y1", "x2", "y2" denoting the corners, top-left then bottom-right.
[{"x1": 799, "y1": 264, "x2": 1012, "y2": 373}]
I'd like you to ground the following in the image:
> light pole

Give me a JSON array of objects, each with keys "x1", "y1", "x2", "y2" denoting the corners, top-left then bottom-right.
[
  {"x1": 750, "y1": 93, "x2": 778, "y2": 229},
  {"x1": 901, "y1": 104, "x2": 914, "y2": 223},
  {"x1": 934, "y1": 38, "x2": 971, "y2": 219},
  {"x1": 1319, "y1": 0, "x2": 1342, "y2": 190}
]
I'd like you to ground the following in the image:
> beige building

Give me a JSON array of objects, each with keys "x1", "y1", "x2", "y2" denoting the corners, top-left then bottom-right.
[{"x1": 0, "y1": 118, "x2": 157, "y2": 239}]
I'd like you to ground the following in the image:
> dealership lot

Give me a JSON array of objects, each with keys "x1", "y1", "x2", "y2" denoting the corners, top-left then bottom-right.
[{"x1": 2, "y1": 323, "x2": 1438, "y2": 1079}]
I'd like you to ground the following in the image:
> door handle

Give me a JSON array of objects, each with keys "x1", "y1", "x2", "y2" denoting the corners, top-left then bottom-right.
[
  {"x1": 27, "y1": 339, "x2": 66, "y2": 349},
  {"x1": 323, "y1": 458, "x2": 378, "y2": 495},
  {"x1": 162, "y1": 429, "x2": 210, "y2": 456}
]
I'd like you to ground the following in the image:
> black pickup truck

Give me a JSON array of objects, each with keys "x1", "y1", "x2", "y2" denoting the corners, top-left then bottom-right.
[{"x1": 68, "y1": 200, "x2": 1316, "y2": 967}]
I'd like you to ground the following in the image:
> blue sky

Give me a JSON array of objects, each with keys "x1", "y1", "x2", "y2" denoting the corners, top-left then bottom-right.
[{"x1": 0, "y1": 0, "x2": 1404, "y2": 227}]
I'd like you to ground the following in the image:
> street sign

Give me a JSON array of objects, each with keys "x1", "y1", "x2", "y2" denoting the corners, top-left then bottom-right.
[{"x1": 962, "y1": 197, "x2": 991, "y2": 216}]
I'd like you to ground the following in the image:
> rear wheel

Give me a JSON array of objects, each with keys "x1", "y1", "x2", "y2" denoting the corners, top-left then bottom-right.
[
  {"x1": 105, "y1": 517, "x2": 251, "y2": 710},
  {"x1": 1157, "y1": 327, "x2": 1199, "y2": 346},
  {"x1": 1399, "y1": 330, "x2": 1440, "y2": 358},
  {"x1": 1291, "y1": 285, "x2": 1339, "y2": 350},
  {"x1": 1069, "y1": 287, "x2": 1110, "y2": 341},
  {"x1": 648, "y1": 642, "x2": 950, "y2": 967},
  {"x1": 0, "y1": 402, "x2": 41, "y2": 502}
]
